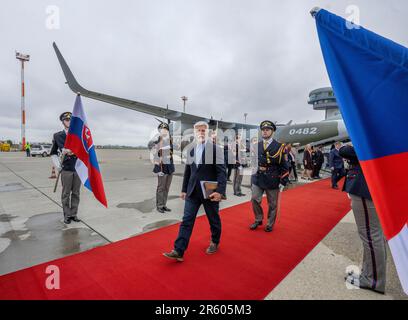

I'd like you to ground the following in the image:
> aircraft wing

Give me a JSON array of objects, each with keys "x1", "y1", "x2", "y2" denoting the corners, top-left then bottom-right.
[{"x1": 53, "y1": 42, "x2": 257, "y2": 130}]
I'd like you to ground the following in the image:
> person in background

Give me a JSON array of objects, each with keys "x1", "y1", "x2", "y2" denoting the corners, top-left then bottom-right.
[
  {"x1": 329, "y1": 142, "x2": 345, "y2": 189},
  {"x1": 233, "y1": 134, "x2": 246, "y2": 196},
  {"x1": 312, "y1": 145, "x2": 324, "y2": 179},
  {"x1": 224, "y1": 139, "x2": 234, "y2": 182},
  {"x1": 302, "y1": 144, "x2": 314, "y2": 181},
  {"x1": 286, "y1": 144, "x2": 298, "y2": 182},
  {"x1": 340, "y1": 144, "x2": 387, "y2": 294},
  {"x1": 25, "y1": 142, "x2": 31, "y2": 157},
  {"x1": 153, "y1": 122, "x2": 175, "y2": 213}
]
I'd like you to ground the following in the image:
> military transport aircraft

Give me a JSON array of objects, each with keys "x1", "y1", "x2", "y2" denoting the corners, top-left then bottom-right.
[{"x1": 53, "y1": 42, "x2": 349, "y2": 149}]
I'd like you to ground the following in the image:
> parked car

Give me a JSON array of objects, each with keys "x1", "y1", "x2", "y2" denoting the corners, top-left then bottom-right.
[{"x1": 31, "y1": 144, "x2": 52, "y2": 157}]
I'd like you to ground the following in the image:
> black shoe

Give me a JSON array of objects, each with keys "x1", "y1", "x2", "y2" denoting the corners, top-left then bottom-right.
[
  {"x1": 265, "y1": 225, "x2": 273, "y2": 232},
  {"x1": 344, "y1": 275, "x2": 385, "y2": 294},
  {"x1": 64, "y1": 218, "x2": 71, "y2": 224},
  {"x1": 250, "y1": 221, "x2": 262, "y2": 230},
  {"x1": 163, "y1": 250, "x2": 184, "y2": 262},
  {"x1": 70, "y1": 217, "x2": 81, "y2": 222},
  {"x1": 163, "y1": 207, "x2": 171, "y2": 212},
  {"x1": 237, "y1": 193, "x2": 246, "y2": 197},
  {"x1": 206, "y1": 241, "x2": 219, "y2": 254},
  {"x1": 332, "y1": 185, "x2": 339, "y2": 190},
  {"x1": 157, "y1": 207, "x2": 165, "y2": 213}
]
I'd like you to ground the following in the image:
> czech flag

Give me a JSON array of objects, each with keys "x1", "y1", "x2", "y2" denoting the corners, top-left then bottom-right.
[
  {"x1": 314, "y1": 9, "x2": 408, "y2": 294},
  {"x1": 65, "y1": 95, "x2": 108, "y2": 207}
]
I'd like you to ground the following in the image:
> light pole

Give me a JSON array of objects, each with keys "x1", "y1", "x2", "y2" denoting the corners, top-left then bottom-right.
[
  {"x1": 181, "y1": 96, "x2": 188, "y2": 113},
  {"x1": 16, "y1": 52, "x2": 30, "y2": 151},
  {"x1": 244, "y1": 113, "x2": 248, "y2": 124}
]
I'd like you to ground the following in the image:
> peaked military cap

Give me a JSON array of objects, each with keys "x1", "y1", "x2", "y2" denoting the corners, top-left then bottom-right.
[
  {"x1": 59, "y1": 112, "x2": 72, "y2": 121},
  {"x1": 158, "y1": 122, "x2": 170, "y2": 131},
  {"x1": 260, "y1": 120, "x2": 276, "y2": 131}
]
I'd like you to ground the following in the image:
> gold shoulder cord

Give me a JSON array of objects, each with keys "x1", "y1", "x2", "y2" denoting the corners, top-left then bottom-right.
[{"x1": 271, "y1": 144, "x2": 286, "y2": 163}]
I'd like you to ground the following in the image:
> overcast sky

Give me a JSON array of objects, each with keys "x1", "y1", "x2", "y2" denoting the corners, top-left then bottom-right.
[{"x1": 1, "y1": 0, "x2": 407, "y2": 146}]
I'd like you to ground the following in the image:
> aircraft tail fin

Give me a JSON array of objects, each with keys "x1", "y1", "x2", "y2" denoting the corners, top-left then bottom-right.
[{"x1": 53, "y1": 42, "x2": 85, "y2": 94}]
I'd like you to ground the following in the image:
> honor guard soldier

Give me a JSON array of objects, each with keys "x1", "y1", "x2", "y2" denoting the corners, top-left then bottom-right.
[
  {"x1": 250, "y1": 120, "x2": 289, "y2": 232},
  {"x1": 50, "y1": 112, "x2": 81, "y2": 224},
  {"x1": 153, "y1": 122, "x2": 175, "y2": 213},
  {"x1": 340, "y1": 144, "x2": 387, "y2": 294}
]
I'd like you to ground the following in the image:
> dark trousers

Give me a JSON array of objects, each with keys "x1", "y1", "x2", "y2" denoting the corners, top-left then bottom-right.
[
  {"x1": 331, "y1": 168, "x2": 345, "y2": 187},
  {"x1": 174, "y1": 193, "x2": 221, "y2": 256},
  {"x1": 227, "y1": 165, "x2": 233, "y2": 180},
  {"x1": 289, "y1": 162, "x2": 298, "y2": 180},
  {"x1": 313, "y1": 163, "x2": 323, "y2": 178},
  {"x1": 26, "y1": 149, "x2": 30, "y2": 157}
]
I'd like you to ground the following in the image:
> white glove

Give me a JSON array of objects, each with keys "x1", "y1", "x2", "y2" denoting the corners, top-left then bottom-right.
[
  {"x1": 157, "y1": 172, "x2": 165, "y2": 177},
  {"x1": 51, "y1": 155, "x2": 62, "y2": 172},
  {"x1": 62, "y1": 148, "x2": 73, "y2": 156}
]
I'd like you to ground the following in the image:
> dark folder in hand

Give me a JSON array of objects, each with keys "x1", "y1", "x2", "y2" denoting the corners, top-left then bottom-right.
[{"x1": 200, "y1": 181, "x2": 218, "y2": 199}]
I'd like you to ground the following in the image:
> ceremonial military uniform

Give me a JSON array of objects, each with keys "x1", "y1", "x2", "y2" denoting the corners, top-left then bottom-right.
[
  {"x1": 153, "y1": 123, "x2": 175, "y2": 213},
  {"x1": 340, "y1": 145, "x2": 387, "y2": 294},
  {"x1": 50, "y1": 112, "x2": 81, "y2": 224},
  {"x1": 250, "y1": 121, "x2": 289, "y2": 232}
]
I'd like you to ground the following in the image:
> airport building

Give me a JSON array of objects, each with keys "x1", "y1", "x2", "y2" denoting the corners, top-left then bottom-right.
[{"x1": 308, "y1": 87, "x2": 341, "y2": 120}]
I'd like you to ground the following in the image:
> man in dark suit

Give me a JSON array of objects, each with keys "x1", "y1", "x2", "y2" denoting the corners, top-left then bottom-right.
[
  {"x1": 329, "y1": 142, "x2": 345, "y2": 189},
  {"x1": 163, "y1": 121, "x2": 227, "y2": 262},
  {"x1": 312, "y1": 145, "x2": 325, "y2": 179}
]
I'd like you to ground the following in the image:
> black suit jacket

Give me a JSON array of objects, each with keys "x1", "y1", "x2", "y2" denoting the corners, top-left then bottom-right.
[{"x1": 182, "y1": 141, "x2": 227, "y2": 199}]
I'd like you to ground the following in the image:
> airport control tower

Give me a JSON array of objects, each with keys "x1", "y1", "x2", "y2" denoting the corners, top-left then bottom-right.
[{"x1": 308, "y1": 87, "x2": 342, "y2": 120}]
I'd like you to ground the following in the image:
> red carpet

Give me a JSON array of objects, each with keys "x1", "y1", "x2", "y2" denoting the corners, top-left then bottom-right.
[{"x1": 0, "y1": 179, "x2": 350, "y2": 300}]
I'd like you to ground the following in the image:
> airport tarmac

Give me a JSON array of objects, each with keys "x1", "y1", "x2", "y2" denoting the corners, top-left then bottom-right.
[{"x1": 0, "y1": 149, "x2": 406, "y2": 300}]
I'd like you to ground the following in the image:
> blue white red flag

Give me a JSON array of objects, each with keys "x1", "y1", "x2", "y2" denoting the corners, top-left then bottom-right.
[
  {"x1": 65, "y1": 95, "x2": 107, "y2": 207},
  {"x1": 314, "y1": 9, "x2": 408, "y2": 294}
]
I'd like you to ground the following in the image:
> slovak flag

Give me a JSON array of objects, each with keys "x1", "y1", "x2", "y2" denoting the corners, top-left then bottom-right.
[
  {"x1": 314, "y1": 9, "x2": 408, "y2": 294},
  {"x1": 65, "y1": 95, "x2": 107, "y2": 207}
]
